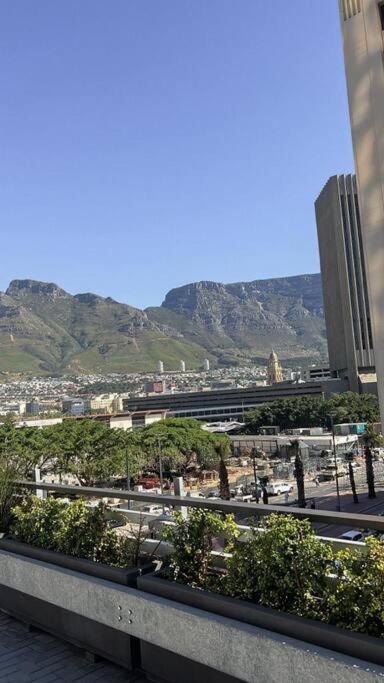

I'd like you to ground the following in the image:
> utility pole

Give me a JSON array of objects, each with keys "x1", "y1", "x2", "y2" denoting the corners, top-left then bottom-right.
[
  {"x1": 158, "y1": 436, "x2": 164, "y2": 497},
  {"x1": 328, "y1": 415, "x2": 341, "y2": 512},
  {"x1": 125, "y1": 448, "x2": 131, "y2": 510}
]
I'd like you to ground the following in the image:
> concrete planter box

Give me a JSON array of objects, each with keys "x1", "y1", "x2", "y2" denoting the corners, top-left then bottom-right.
[
  {"x1": 0, "y1": 537, "x2": 152, "y2": 586},
  {"x1": 0, "y1": 550, "x2": 382, "y2": 682},
  {"x1": 0, "y1": 538, "x2": 153, "y2": 670},
  {"x1": 138, "y1": 572, "x2": 384, "y2": 670}
]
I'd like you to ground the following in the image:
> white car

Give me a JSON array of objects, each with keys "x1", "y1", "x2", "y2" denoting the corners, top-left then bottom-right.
[
  {"x1": 141, "y1": 505, "x2": 165, "y2": 515},
  {"x1": 340, "y1": 530, "x2": 364, "y2": 542},
  {"x1": 266, "y1": 482, "x2": 293, "y2": 496}
]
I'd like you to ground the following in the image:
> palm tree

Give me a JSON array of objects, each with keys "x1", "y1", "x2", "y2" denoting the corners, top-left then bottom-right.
[
  {"x1": 291, "y1": 440, "x2": 306, "y2": 508},
  {"x1": 362, "y1": 424, "x2": 382, "y2": 499},
  {"x1": 218, "y1": 445, "x2": 230, "y2": 501},
  {"x1": 346, "y1": 451, "x2": 358, "y2": 504}
]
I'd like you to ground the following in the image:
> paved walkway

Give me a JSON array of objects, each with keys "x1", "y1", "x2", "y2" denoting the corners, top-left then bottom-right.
[{"x1": 0, "y1": 612, "x2": 144, "y2": 682}]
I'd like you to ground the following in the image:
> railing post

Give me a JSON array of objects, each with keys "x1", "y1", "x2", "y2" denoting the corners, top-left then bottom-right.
[
  {"x1": 34, "y1": 467, "x2": 47, "y2": 500},
  {"x1": 173, "y1": 477, "x2": 187, "y2": 519}
]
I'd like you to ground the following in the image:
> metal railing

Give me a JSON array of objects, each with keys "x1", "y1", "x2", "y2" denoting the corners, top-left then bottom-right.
[{"x1": 15, "y1": 480, "x2": 384, "y2": 531}]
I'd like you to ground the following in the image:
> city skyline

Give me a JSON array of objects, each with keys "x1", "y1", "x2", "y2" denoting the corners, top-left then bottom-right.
[{"x1": 0, "y1": 1, "x2": 354, "y2": 308}]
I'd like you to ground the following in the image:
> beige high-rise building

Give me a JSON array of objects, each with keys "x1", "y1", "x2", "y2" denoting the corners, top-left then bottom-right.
[
  {"x1": 315, "y1": 175, "x2": 375, "y2": 393},
  {"x1": 339, "y1": 0, "x2": 384, "y2": 421},
  {"x1": 267, "y1": 350, "x2": 283, "y2": 385}
]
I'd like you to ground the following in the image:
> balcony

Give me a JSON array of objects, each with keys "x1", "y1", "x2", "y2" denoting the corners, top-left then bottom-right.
[{"x1": 1, "y1": 482, "x2": 384, "y2": 682}]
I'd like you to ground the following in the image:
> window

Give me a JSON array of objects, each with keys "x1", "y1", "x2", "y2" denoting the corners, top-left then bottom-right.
[{"x1": 380, "y1": 2, "x2": 384, "y2": 30}]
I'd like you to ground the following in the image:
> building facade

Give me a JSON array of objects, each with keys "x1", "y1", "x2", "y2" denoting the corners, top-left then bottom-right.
[
  {"x1": 339, "y1": 0, "x2": 384, "y2": 415},
  {"x1": 123, "y1": 381, "x2": 331, "y2": 423},
  {"x1": 315, "y1": 175, "x2": 375, "y2": 392}
]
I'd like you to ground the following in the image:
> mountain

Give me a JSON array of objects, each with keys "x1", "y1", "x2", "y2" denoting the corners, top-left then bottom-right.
[
  {"x1": 146, "y1": 274, "x2": 327, "y2": 367},
  {"x1": 0, "y1": 280, "x2": 212, "y2": 374},
  {"x1": 0, "y1": 275, "x2": 327, "y2": 375}
]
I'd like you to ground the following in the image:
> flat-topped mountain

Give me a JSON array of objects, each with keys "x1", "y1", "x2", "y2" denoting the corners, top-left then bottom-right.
[
  {"x1": 147, "y1": 274, "x2": 326, "y2": 368},
  {"x1": 0, "y1": 274, "x2": 327, "y2": 374}
]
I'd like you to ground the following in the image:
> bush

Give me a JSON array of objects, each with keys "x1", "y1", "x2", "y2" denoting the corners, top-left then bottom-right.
[
  {"x1": 164, "y1": 511, "x2": 384, "y2": 640},
  {"x1": 162, "y1": 508, "x2": 239, "y2": 591},
  {"x1": 225, "y1": 514, "x2": 332, "y2": 619},
  {"x1": 326, "y1": 537, "x2": 384, "y2": 638},
  {"x1": 10, "y1": 496, "x2": 140, "y2": 568}
]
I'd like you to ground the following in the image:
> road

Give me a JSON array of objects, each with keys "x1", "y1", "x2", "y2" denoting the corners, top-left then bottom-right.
[{"x1": 232, "y1": 461, "x2": 384, "y2": 537}]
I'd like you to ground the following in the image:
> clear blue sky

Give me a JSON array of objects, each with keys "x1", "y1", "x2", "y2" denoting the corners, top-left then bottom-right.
[{"x1": 0, "y1": 0, "x2": 354, "y2": 309}]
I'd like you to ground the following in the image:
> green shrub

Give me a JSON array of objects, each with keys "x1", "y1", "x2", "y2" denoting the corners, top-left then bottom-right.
[
  {"x1": 10, "y1": 496, "x2": 139, "y2": 568},
  {"x1": 162, "y1": 508, "x2": 239, "y2": 591},
  {"x1": 225, "y1": 514, "x2": 333, "y2": 619},
  {"x1": 326, "y1": 537, "x2": 384, "y2": 638}
]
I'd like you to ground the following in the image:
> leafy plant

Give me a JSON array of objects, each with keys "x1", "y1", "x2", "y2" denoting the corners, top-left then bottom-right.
[
  {"x1": 225, "y1": 514, "x2": 332, "y2": 619},
  {"x1": 326, "y1": 537, "x2": 384, "y2": 638},
  {"x1": 162, "y1": 508, "x2": 239, "y2": 591},
  {"x1": 10, "y1": 496, "x2": 143, "y2": 568},
  {"x1": 0, "y1": 454, "x2": 19, "y2": 534}
]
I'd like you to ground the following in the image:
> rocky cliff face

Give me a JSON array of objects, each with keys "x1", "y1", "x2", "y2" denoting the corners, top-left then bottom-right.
[
  {"x1": 0, "y1": 274, "x2": 327, "y2": 375},
  {"x1": 148, "y1": 274, "x2": 327, "y2": 366}
]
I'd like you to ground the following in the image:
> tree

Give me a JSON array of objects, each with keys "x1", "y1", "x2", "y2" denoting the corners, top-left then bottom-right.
[
  {"x1": 346, "y1": 452, "x2": 359, "y2": 504},
  {"x1": 124, "y1": 419, "x2": 230, "y2": 475},
  {"x1": 0, "y1": 450, "x2": 19, "y2": 533},
  {"x1": 362, "y1": 424, "x2": 383, "y2": 500},
  {"x1": 243, "y1": 392, "x2": 379, "y2": 433},
  {"x1": 291, "y1": 441, "x2": 306, "y2": 508},
  {"x1": 218, "y1": 445, "x2": 230, "y2": 501}
]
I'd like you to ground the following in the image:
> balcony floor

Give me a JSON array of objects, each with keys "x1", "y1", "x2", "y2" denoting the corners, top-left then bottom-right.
[{"x1": 0, "y1": 612, "x2": 143, "y2": 682}]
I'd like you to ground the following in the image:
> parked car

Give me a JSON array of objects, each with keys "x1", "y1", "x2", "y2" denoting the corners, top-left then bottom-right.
[
  {"x1": 265, "y1": 482, "x2": 293, "y2": 496},
  {"x1": 106, "y1": 518, "x2": 126, "y2": 529},
  {"x1": 141, "y1": 504, "x2": 165, "y2": 515},
  {"x1": 340, "y1": 530, "x2": 364, "y2": 542},
  {"x1": 138, "y1": 475, "x2": 161, "y2": 489}
]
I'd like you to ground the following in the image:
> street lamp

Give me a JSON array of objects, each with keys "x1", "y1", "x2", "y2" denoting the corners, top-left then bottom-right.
[
  {"x1": 326, "y1": 414, "x2": 341, "y2": 512},
  {"x1": 125, "y1": 447, "x2": 131, "y2": 510}
]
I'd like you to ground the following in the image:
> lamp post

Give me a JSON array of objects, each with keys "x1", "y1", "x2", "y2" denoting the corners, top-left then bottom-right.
[
  {"x1": 158, "y1": 436, "x2": 164, "y2": 497},
  {"x1": 125, "y1": 447, "x2": 131, "y2": 510},
  {"x1": 327, "y1": 414, "x2": 341, "y2": 512}
]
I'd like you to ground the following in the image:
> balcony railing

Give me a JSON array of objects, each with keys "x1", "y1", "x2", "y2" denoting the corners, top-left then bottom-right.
[{"x1": 15, "y1": 479, "x2": 384, "y2": 531}]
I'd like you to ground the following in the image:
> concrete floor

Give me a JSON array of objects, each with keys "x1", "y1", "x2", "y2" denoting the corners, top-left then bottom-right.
[{"x1": 0, "y1": 612, "x2": 145, "y2": 682}]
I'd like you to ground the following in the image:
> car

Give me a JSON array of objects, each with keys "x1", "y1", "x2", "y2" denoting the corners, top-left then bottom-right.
[
  {"x1": 141, "y1": 504, "x2": 165, "y2": 515},
  {"x1": 106, "y1": 518, "x2": 125, "y2": 529},
  {"x1": 138, "y1": 475, "x2": 161, "y2": 489},
  {"x1": 265, "y1": 482, "x2": 293, "y2": 496},
  {"x1": 340, "y1": 530, "x2": 364, "y2": 542}
]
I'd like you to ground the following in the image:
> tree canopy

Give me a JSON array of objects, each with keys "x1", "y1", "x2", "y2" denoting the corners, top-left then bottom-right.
[
  {"x1": 123, "y1": 418, "x2": 229, "y2": 474},
  {"x1": 242, "y1": 392, "x2": 380, "y2": 433},
  {"x1": 0, "y1": 417, "x2": 229, "y2": 486}
]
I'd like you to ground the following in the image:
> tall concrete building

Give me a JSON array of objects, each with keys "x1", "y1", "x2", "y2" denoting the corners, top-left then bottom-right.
[
  {"x1": 339, "y1": 0, "x2": 384, "y2": 418},
  {"x1": 315, "y1": 175, "x2": 375, "y2": 392}
]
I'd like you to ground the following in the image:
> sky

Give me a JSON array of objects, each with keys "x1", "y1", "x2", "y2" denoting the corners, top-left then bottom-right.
[{"x1": 0, "y1": 0, "x2": 354, "y2": 309}]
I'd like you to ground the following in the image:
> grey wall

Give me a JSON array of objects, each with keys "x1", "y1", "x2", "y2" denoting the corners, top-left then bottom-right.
[{"x1": 0, "y1": 550, "x2": 383, "y2": 682}]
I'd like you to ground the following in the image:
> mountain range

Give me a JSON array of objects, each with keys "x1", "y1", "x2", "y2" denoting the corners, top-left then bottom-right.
[{"x1": 0, "y1": 275, "x2": 327, "y2": 375}]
